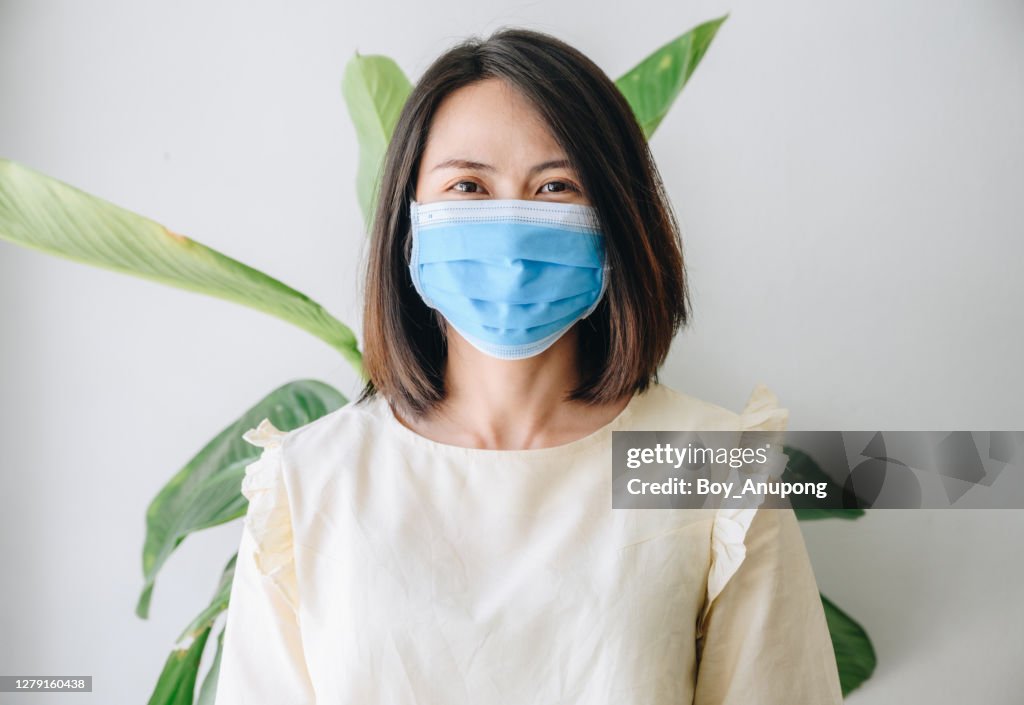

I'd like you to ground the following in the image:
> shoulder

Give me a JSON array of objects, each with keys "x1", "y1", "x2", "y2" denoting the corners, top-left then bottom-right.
[
  {"x1": 251, "y1": 393, "x2": 410, "y2": 526},
  {"x1": 629, "y1": 381, "x2": 789, "y2": 432},
  {"x1": 275, "y1": 392, "x2": 391, "y2": 469},
  {"x1": 240, "y1": 392, "x2": 392, "y2": 505},
  {"x1": 236, "y1": 394, "x2": 392, "y2": 594},
  {"x1": 240, "y1": 394, "x2": 389, "y2": 484}
]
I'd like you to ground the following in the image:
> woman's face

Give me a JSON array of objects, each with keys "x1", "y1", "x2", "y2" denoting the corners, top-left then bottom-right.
[{"x1": 415, "y1": 78, "x2": 590, "y2": 206}]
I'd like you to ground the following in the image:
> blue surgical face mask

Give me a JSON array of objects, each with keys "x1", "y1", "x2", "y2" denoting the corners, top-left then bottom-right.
[{"x1": 408, "y1": 197, "x2": 608, "y2": 360}]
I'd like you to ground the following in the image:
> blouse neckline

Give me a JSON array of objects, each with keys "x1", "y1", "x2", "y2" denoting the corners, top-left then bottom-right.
[{"x1": 373, "y1": 386, "x2": 648, "y2": 460}]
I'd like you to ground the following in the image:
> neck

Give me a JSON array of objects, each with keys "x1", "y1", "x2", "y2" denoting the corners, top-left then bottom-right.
[{"x1": 437, "y1": 329, "x2": 582, "y2": 449}]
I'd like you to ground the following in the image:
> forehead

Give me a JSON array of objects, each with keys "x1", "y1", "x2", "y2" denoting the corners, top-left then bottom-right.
[{"x1": 421, "y1": 78, "x2": 565, "y2": 165}]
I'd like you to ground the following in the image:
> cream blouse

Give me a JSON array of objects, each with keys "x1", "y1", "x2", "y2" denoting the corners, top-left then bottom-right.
[{"x1": 214, "y1": 382, "x2": 844, "y2": 704}]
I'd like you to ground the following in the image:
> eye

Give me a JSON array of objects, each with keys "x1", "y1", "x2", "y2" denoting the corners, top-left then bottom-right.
[
  {"x1": 450, "y1": 180, "x2": 484, "y2": 193},
  {"x1": 540, "y1": 180, "x2": 582, "y2": 194},
  {"x1": 446, "y1": 179, "x2": 583, "y2": 195}
]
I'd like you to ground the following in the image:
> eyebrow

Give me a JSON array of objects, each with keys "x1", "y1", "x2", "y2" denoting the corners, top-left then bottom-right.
[{"x1": 429, "y1": 158, "x2": 574, "y2": 175}]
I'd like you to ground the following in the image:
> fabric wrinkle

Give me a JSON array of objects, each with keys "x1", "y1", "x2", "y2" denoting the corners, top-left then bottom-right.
[
  {"x1": 239, "y1": 417, "x2": 300, "y2": 613},
  {"x1": 698, "y1": 383, "x2": 791, "y2": 637}
]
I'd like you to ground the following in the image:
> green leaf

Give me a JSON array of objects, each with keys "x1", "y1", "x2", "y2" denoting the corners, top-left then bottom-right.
[
  {"x1": 136, "y1": 379, "x2": 347, "y2": 619},
  {"x1": 822, "y1": 593, "x2": 877, "y2": 697},
  {"x1": 195, "y1": 627, "x2": 225, "y2": 705},
  {"x1": 148, "y1": 554, "x2": 233, "y2": 705},
  {"x1": 783, "y1": 445, "x2": 866, "y2": 520},
  {"x1": 615, "y1": 14, "x2": 729, "y2": 139},
  {"x1": 0, "y1": 159, "x2": 364, "y2": 372},
  {"x1": 177, "y1": 554, "x2": 236, "y2": 644},
  {"x1": 193, "y1": 557, "x2": 234, "y2": 705},
  {"x1": 341, "y1": 52, "x2": 413, "y2": 227},
  {"x1": 146, "y1": 624, "x2": 211, "y2": 705}
]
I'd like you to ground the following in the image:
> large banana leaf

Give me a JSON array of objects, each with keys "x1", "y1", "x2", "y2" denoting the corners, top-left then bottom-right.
[
  {"x1": 148, "y1": 554, "x2": 234, "y2": 705},
  {"x1": 822, "y1": 593, "x2": 877, "y2": 696},
  {"x1": 195, "y1": 627, "x2": 225, "y2": 705},
  {"x1": 615, "y1": 15, "x2": 729, "y2": 139},
  {"x1": 146, "y1": 623, "x2": 211, "y2": 705},
  {"x1": 0, "y1": 159, "x2": 363, "y2": 372},
  {"x1": 783, "y1": 449, "x2": 872, "y2": 693},
  {"x1": 176, "y1": 555, "x2": 236, "y2": 646},
  {"x1": 154, "y1": 555, "x2": 234, "y2": 705},
  {"x1": 341, "y1": 52, "x2": 412, "y2": 227},
  {"x1": 136, "y1": 379, "x2": 347, "y2": 619},
  {"x1": 783, "y1": 446, "x2": 867, "y2": 521}
]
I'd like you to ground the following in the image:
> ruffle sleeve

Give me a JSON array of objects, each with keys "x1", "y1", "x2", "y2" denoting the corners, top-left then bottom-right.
[
  {"x1": 698, "y1": 383, "x2": 790, "y2": 638},
  {"x1": 239, "y1": 417, "x2": 299, "y2": 612}
]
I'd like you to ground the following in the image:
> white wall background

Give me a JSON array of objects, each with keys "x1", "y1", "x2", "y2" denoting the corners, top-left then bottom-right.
[{"x1": 2, "y1": 0, "x2": 1022, "y2": 702}]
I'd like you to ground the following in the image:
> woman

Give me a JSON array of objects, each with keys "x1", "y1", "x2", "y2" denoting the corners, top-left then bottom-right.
[{"x1": 215, "y1": 27, "x2": 844, "y2": 704}]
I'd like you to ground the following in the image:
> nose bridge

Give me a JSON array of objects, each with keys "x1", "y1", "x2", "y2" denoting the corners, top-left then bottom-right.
[
  {"x1": 491, "y1": 181, "x2": 534, "y2": 201},
  {"x1": 488, "y1": 161, "x2": 540, "y2": 200}
]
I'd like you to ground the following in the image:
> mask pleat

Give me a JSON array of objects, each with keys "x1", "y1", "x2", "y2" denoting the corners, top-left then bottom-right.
[
  {"x1": 416, "y1": 224, "x2": 604, "y2": 268},
  {"x1": 420, "y1": 285, "x2": 600, "y2": 329},
  {"x1": 443, "y1": 306, "x2": 592, "y2": 346},
  {"x1": 416, "y1": 260, "x2": 601, "y2": 303}
]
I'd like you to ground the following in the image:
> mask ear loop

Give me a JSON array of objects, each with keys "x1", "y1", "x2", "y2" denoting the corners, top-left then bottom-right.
[
  {"x1": 407, "y1": 211, "x2": 439, "y2": 310},
  {"x1": 406, "y1": 203, "x2": 451, "y2": 355},
  {"x1": 578, "y1": 204, "x2": 608, "y2": 322}
]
